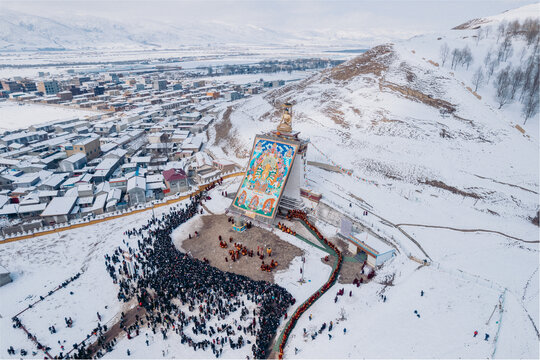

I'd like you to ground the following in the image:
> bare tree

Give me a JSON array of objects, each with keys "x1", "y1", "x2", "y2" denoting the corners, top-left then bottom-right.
[
  {"x1": 520, "y1": 58, "x2": 539, "y2": 123},
  {"x1": 484, "y1": 26, "x2": 491, "y2": 38},
  {"x1": 475, "y1": 28, "x2": 483, "y2": 45},
  {"x1": 496, "y1": 21, "x2": 507, "y2": 43},
  {"x1": 494, "y1": 66, "x2": 512, "y2": 109},
  {"x1": 507, "y1": 19, "x2": 521, "y2": 36},
  {"x1": 461, "y1": 46, "x2": 473, "y2": 69},
  {"x1": 440, "y1": 43, "x2": 450, "y2": 67},
  {"x1": 522, "y1": 87, "x2": 539, "y2": 124},
  {"x1": 522, "y1": 18, "x2": 540, "y2": 45},
  {"x1": 486, "y1": 59, "x2": 497, "y2": 82},
  {"x1": 501, "y1": 36, "x2": 514, "y2": 62},
  {"x1": 509, "y1": 67, "x2": 524, "y2": 100},
  {"x1": 472, "y1": 67, "x2": 484, "y2": 92},
  {"x1": 520, "y1": 55, "x2": 537, "y2": 101},
  {"x1": 451, "y1": 48, "x2": 462, "y2": 70},
  {"x1": 484, "y1": 50, "x2": 492, "y2": 66}
]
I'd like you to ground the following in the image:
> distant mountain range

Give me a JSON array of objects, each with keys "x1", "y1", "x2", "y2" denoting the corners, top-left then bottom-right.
[{"x1": 0, "y1": 9, "x2": 382, "y2": 51}]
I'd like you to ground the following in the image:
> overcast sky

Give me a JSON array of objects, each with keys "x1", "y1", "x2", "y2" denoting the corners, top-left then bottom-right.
[{"x1": 2, "y1": 0, "x2": 538, "y2": 39}]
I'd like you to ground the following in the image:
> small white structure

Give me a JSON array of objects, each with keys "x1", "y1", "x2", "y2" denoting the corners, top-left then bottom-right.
[
  {"x1": 346, "y1": 231, "x2": 396, "y2": 267},
  {"x1": 127, "y1": 176, "x2": 146, "y2": 205},
  {"x1": 59, "y1": 153, "x2": 87, "y2": 172}
]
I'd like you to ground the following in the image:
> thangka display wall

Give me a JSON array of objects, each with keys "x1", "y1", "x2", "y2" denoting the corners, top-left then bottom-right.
[{"x1": 231, "y1": 135, "x2": 299, "y2": 222}]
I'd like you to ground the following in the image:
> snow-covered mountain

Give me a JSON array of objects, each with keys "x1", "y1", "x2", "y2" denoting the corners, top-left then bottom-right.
[
  {"x1": 0, "y1": 8, "x2": 378, "y2": 51},
  {"x1": 207, "y1": 6, "x2": 539, "y2": 357}
]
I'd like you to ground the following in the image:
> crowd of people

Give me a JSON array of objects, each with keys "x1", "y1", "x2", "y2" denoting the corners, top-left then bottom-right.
[
  {"x1": 216, "y1": 231, "x2": 278, "y2": 274},
  {"x1": 102, "y1": 186, "x2": 295, "y2": 359},
  {"x1": 277, "y1": 222, "x2": 296, "y2": 236},
  {"x1": 8, "y1": 272, "x2": 86, "y2": 359}
]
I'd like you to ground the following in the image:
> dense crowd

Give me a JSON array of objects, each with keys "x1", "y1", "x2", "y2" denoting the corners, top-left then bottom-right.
[{"x1": 103, "y1": 187, "x2": 294, "y2": 359}]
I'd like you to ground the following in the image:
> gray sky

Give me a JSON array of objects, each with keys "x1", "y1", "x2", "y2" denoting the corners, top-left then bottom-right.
[{"x1": 2, "y1": 0, "x2": 538, "y2": 38}]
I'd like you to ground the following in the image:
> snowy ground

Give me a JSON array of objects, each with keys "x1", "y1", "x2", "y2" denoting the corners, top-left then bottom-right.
[
  {"x1": 282, "y1": 258, "x2": 519, "y2": 359},
  {"x1": 0, "y1": 101, "x2": 99, "y2": 132},
  {"x1": 0, "y1": 197, "x2": 187, "y2": 358}
]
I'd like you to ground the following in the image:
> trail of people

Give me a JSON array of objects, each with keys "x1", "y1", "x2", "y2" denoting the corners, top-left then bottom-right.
[{"x1": 273, "y1": 210, "x2": 343, "y2": 359}]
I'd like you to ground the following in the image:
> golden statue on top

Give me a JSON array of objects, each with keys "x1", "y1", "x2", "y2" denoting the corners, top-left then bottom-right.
[{"x1": 277, "y1": 102, "x2": 293, "y2": 133}]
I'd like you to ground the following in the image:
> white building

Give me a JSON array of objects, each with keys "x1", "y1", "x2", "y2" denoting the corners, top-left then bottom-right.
[{"x1": 127, "y1": 176, "x2": 146, "y2": 205}]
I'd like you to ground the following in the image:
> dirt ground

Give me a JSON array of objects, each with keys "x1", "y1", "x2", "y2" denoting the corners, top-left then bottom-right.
[
  {"x1": 324, "y1": 236, "x2": 370, "y2": 285},
  {"x1": 180, "y1": 214, "x2": 303, "y2": 283}
]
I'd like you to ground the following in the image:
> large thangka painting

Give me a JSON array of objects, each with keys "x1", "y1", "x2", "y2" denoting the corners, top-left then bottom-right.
[{"x1": 232, "y1": 136, "x2": 298, "y2": 219}]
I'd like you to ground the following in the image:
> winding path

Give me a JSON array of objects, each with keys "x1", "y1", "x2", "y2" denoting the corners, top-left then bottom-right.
[
  {"x1": 395, "y1": 223, "x2": 539, "y2": 243},
  {"x1": 272, "y1": 214, "x2": 343, "y2": 359}
]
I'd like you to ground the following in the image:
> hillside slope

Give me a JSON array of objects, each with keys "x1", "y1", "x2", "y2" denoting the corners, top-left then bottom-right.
[{"x1": 209, "y1": 7, "x2": 539, "y2": 357}]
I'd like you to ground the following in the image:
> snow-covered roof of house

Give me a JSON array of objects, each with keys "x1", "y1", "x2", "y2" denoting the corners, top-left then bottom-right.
[
  {"x1": 101, "y1": 142, "x2": 118, "y2": 153},
  {"x1": 78, "y1": 196, "x2": 94, "y2": 206},
  {"x1": 13, "y1": 173, "x2": 40, "y2": 185},
  {"x1": 105, "y1": 148, "x2": 127, "y2": 159},
  {"x1": 40, "y1": 152, "x2": 66, "y2": 165},
  {"x1": 95, "y1": 158, "x2": 120, "y2": 171},
  {"x1": 0, "y1": 158, "x2": 20, "y2": 167},
  {"x1": 19, "y1": 195, "x2": 40, "y2": 205},
  {"x1": 191, "y1": 151, "x2": 213, "y2": 169},
  {"x1": 41, "y1": 196, "x2": 78, "y2": 216},
  {"x1": 77, "y1": 183, "x2": 93, "y2": 193},
  {"x1": 350, "y1": 231, "x2": 395, "y2": 256},
  {"x1": 107, "y1": 188, "x2": 122, "y2": 201},
  {"x1": 181, "y1": 136, "x2": 204, "y2": 151},
  {"x1": 36, "y1": 190, "x2": 58, "y2": 198},
  {"x1": 131, "y1": 156, "x2": 152, "y2": 164},
  {"x1": 62, "y1": 152, "x2": 86, "y2": 164},
  {"x1": 11, "y1": 186, "x2": 36, "y2": 195},
  {"x1": 41, "y1": 173, "x2": 69, "y2": 188},
  {"x1": 91, "y1": 193, "x2": 108, "y2": 211},
  {"x1": 72, "y1": 135, "x2": 99, "y2": 146},
  {"x1": 61, "y1": 176, "x2": 81, "y2": 188},
  {"x1": 0, "y1": 203, "x2": 47, "y2": 216},
  {"x1": 64, "y1": 187, "x2": 78, "y2": 197},
  {"x1": 146, "y1": 174, "x2": 164, "y2": 183},
  {"x1": 127, "y1": 176, "x2": 146, "y2": 191},
  {"x1": 77, "y1": 173, "x2": 93, "y2": 183},
  {"x1": 95, "y1": 182, "x2": 111, "y2": 195},
  {"x1": 0, "y1": 195, "x2": 8, "y2": 209},
  {"x1": 147, "y1": 182, "x2": 165, "y2": 190}
]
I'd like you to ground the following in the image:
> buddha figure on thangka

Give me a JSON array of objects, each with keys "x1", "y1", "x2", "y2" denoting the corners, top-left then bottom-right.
[{"x1": 233, "y1": 138, "x2": 297, "y2": 218}]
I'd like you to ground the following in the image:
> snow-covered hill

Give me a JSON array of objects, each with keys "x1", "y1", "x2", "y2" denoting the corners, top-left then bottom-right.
[
  {"x1": 0, "y1": 9, "x2": 377, "y2": 51},
  {"x1": 207, "y1": 6, "x2": 539, "y2": 357}
]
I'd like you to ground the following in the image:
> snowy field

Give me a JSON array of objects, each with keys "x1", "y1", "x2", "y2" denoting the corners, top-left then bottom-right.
[
  {"x1": 0, "y1": 197, "x2": 183, "y2": 358},
  {"x1": 0, "y1": 101, "x2": 99, "y2": 132}
]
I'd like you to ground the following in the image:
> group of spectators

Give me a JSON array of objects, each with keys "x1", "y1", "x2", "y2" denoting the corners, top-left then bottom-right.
[{"x1": 103, "y1": 187, "x2": 295, "y2": 359}]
